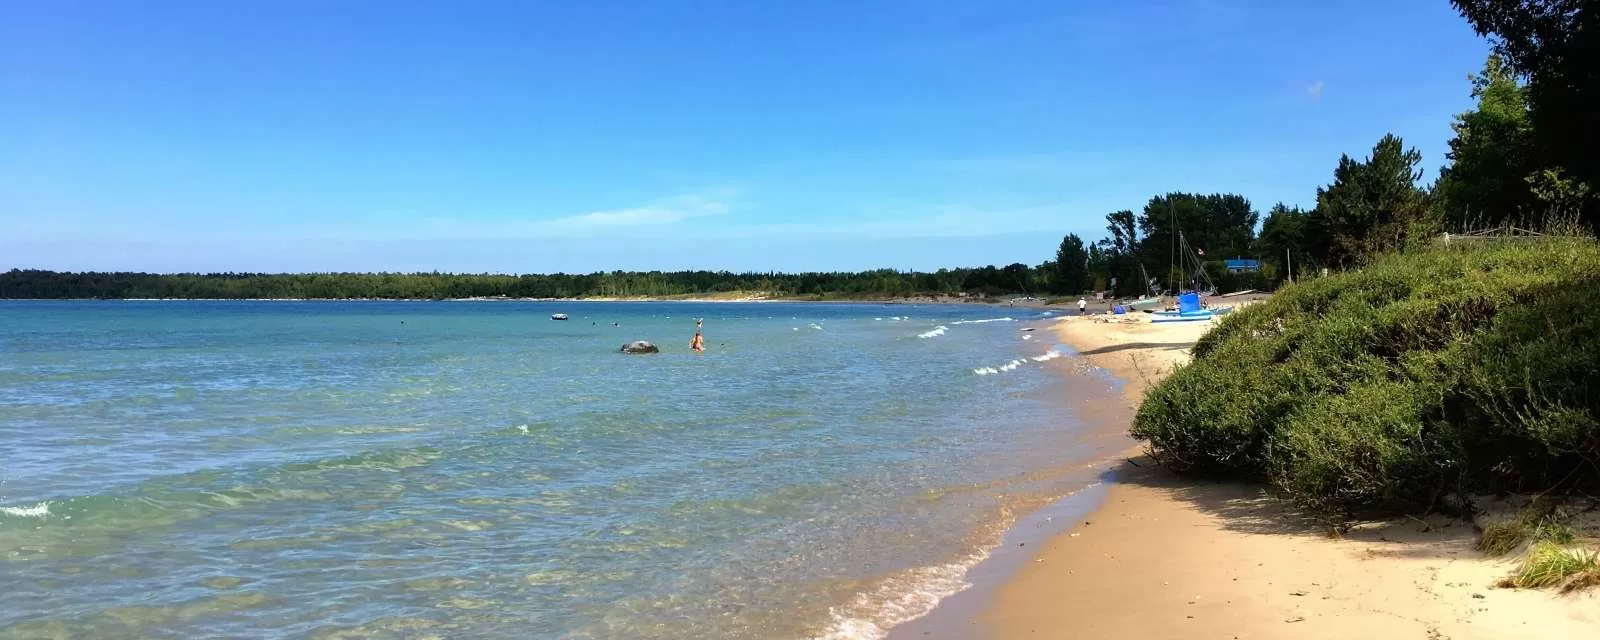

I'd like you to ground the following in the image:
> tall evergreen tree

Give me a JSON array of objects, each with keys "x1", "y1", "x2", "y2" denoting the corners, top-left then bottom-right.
[
  {"x1": 1085, "y1": 244, "x2": 1111, "y2": 292},
  {"x1": 1315, "y1": 134, "x2": 1432, "y2": 266},
  {"x1": 1435, "y1": 53, "x2": 1538, "y2": 228},
  {"x1": 1453, "y1": 0, "x2": 1598, "y2": 224},
  {"x1": 1096, "y1": 210, "x2": 1143, "y2": 296},
  {"x1": 1052, "y1": 234, "x2": 1089, "y2": 294}
]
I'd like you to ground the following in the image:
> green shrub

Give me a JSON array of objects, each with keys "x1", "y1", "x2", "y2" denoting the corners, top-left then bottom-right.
[
  {"x1": 1132, "y1": 238, "x2": 1600, "y2": 516},
  {"x1": 1271, "y1": 380, "x2": 1446, "y2": 516}
]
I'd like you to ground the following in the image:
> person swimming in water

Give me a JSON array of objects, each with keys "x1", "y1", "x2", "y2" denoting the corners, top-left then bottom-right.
[{"x1": 690, "y1": 319, "x2": 705, "y2": 352}]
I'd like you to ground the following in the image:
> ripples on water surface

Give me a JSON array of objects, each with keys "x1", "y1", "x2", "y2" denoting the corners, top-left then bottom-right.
[{"x1": 0, "y1": 301, "x2": 1111, "y2": 639}]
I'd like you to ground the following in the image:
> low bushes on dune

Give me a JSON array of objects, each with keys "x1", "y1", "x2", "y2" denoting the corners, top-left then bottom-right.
[{"x1": 1131, "y1": 238, "x2": 1600, "y2": 518}]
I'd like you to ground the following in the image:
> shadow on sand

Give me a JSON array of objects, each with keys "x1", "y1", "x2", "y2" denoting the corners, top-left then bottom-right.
[
  {"x1": 1103, "y1": 453, "x2": 1481, "y2": 560},
  {"x1": 1074, "y1": 341, "x2": 1196, "y2": 356}
]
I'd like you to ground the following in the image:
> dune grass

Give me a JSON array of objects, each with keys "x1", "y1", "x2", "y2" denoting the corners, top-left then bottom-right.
[
  {"x1": 1477, "y1": 502, "x2": 1578, "y2": 556},
  {"x1": 1502, "y1": 542, "x2": 1600, "y2": 591}
]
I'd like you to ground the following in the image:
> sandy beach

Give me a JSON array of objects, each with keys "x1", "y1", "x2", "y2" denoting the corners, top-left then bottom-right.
[{"x1": 979, "y1": 308, "x2": 1600, "y2": 639}]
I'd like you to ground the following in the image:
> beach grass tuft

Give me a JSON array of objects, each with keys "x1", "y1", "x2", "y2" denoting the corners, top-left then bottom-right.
[
  {"x1": 1477, "y1": 502, "x2": 1577, "y2": 556},
  {"x1": 1501, "y1": 542, "x2": 1600, "y2": 590},
  {"x1": 1479, "y1": 519, "x2": 1530, "y2": 557}
]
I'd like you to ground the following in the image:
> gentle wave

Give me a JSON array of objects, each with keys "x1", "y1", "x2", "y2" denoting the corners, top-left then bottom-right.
[
  {"x1": 0, "y1": 446, "x2": 444, "y2": 543},
  {"x1": 815, "y1": 553, "x2": 982, "y2": 640},
  {"x1": 0, "y1": 502, "x2": 50, "y2": 518},
  {"x1": 949, "y1": 317, "x2": 1013, "y2": 325},
  {"x1": 973, "y1": 349, "x2": 1061, "y2": 375},
  {"x1": 916, "y1": 326, "x2": 948, "y2": 339},
  {"x1": 820, "y1": 480, "x2": 1107, "y2": 640}
]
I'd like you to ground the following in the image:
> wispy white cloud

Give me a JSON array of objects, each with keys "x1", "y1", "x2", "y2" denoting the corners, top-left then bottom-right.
[
  {"x1": 326, "y1": 188, "x2": 742, "y2": 240},
  {"x1": 1306, "y1": 80, "x2": 1325, "y2": 102},
  {"x1": 3, "y1": 188, "x2": 747, "y2": 245},
  {"x1": 539, "y1": 192, "x2": 734, "y2": 231},
  {"x1": 697, "y1": 201, "x2": 1110, "y2": 241}
]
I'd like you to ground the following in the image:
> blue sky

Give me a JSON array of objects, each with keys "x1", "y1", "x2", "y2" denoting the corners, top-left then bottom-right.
[{"x1": 3, "y1": 1, "x2": 1491, "y2": 273}]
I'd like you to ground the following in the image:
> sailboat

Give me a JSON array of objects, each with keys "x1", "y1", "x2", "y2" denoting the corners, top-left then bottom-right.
[
  {"x1": 1125, "y1": 262, "x2": 1163, "y2": 309},
  {"x1": 1150, "y1": 231, "x2": 1230, "y2": 323},
  {"x1": 1150, "y1": 292, "x2": 1232, "y2": 322}
]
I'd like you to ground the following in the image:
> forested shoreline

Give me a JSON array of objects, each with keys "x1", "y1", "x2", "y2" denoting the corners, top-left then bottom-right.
[{"x1": 0, "y1": 268, "x2": 1051, "y2": 300}]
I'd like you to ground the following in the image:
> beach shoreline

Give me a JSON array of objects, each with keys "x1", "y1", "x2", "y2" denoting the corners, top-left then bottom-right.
[
  {"x1": 931, "y1": 307, "x2": 1600, "y2": 639},
  {"x1": 875, "y1": 312, "x2": 1153, "y2": 640}
]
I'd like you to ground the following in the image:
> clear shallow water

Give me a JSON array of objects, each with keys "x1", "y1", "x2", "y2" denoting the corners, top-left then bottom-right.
[{"x1": 0, "y1": 301, "x2": 1101, "y2": 639}]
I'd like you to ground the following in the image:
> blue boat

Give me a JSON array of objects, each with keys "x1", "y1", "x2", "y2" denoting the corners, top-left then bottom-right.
[{"x1": 1150, "y1": 292, "x2": 1231, "y2": 323}]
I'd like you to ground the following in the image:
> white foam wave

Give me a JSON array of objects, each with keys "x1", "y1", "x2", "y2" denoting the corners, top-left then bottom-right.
[
  {"x1": 1, "y1": 502, "x2": 50, "y2": 518},
  {"x1": 815, "y1": 480, "x2": 1113, "y2": 640},
  {"x1": 814, "y1": 552, "x2": 984, "y2": 640},
  {"x1": 973, "y1": 349, "x2": 1062, "y2": 375},
  {"x1": 1021, "y1": 334, "x2": 1033, "y2": 340},
  {"x1": 949, "y1": 317, "x2": 1014, "y2": 325},
  {"x1": 916, "y1": 326, "x2": 948, "y2": 339},
  {"x1": 874, "y1": 316, "x2": 910, "y2": 322}
]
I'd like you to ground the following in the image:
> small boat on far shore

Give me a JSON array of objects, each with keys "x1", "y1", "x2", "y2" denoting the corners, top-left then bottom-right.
[
  {"x1": 551, "y1": 313, "x2": 569, "y2": 321},
  {"x1": 1150, "y1": 306, "x2": 1232, "y2": 323},
  {"x1": 1148, "y1": 292, "x2": 1232, "y2": 323}
]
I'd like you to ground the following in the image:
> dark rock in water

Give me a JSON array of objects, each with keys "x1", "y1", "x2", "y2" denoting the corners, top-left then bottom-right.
[{"x1": 620, "y1": 341, "x2": 659, "y2": 354}]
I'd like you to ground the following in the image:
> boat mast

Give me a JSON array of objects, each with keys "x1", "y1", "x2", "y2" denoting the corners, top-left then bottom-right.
[
  {"x1": 1168, "y1": 200, "x2": 1177, "y2": 295},
  {"x1": 1179, "y1": 230, "x2": 1189, "y2": 292},
  {"x1": 1178, "y1": 231, "x2": 1216, "y2": 293}
]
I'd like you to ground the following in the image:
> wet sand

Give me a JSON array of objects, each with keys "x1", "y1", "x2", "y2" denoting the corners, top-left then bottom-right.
[{"x1": 975, "y1": 310, "x2": 1600, "y2": 639}]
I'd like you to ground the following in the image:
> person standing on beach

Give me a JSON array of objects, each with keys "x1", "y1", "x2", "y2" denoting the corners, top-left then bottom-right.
[
  {"x1": 690, "y1": 318, "x2": 705, "y2": 353},
  {"x1": 1077, "y1": 298, "x2": 1087, "y2": 315}
]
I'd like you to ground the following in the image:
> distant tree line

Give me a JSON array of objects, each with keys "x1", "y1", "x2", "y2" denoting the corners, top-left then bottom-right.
[{"x1": 0, "y1": 267, "x2": 1066, "y2": 300}]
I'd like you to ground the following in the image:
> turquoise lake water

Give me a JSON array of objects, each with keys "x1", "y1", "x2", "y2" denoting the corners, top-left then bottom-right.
[{"x1": 0, "y1": 301, "x2": 1110, "y2": 639}]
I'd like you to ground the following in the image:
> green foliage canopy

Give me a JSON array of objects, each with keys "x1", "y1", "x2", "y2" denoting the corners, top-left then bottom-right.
[
  {"x1": 1453, "y1": 0, "x2": 1600, "y2": 222},
  {"x1": 1314, "y1": 134, "x2": 1432, "y2": 266}
]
